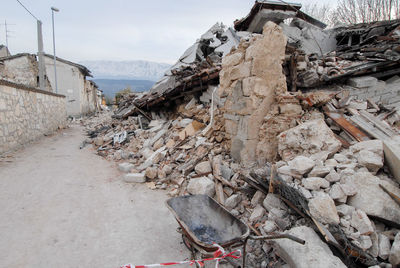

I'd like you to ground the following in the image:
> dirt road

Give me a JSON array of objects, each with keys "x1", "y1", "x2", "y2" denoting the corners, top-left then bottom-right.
[{"x1": 0, "y1": 125, "x2": 189, "y2": 267}]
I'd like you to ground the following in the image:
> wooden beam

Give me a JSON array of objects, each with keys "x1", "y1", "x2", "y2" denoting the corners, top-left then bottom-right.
[{"x1": 325, "y1": 112, "x2": 370, "y2": 142}]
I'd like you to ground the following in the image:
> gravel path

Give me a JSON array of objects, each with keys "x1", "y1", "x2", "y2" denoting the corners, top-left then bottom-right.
[{"x1": 0, "y1": 125, "x2": 188, "y2": 267}]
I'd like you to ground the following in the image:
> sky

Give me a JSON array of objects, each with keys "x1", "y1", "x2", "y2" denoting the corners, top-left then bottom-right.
[{"x1": 1, "y1": 0, "x2": 336, "y2": 64}]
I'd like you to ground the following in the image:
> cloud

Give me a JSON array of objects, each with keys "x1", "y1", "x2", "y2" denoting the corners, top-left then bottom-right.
[{"x1": 4, "y1": 0, "x2": 336, "y2": 63}]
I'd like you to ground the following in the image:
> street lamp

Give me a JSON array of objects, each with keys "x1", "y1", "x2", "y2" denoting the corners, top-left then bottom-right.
[{"x1": 51, "y1": 7, "x2": 59, "y2": 93}]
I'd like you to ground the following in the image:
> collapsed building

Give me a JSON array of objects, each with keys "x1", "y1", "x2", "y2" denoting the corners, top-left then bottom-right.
[{"x1": 84, "y1": 1, "x2": 400, "y2": 267}]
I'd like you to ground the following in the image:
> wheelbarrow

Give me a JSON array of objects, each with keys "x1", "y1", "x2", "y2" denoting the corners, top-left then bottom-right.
[{"x1": 166, "y1": 195, "x2": 305, "y2": 268}]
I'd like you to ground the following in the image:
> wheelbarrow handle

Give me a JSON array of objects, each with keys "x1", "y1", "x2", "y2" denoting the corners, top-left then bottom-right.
[{"x1": 248, "y1": 233, "x2": 306, "y2": 245}]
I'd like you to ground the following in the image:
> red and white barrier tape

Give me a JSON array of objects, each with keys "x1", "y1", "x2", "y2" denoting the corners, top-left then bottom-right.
[{"x1": 120, "y1": 243, "x2": 241, "y2": 268}]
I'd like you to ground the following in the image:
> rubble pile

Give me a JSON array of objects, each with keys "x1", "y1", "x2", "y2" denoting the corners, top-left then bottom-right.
[
  {"x1": 284, "y1": 19, "x2": 400, "y2": 91},
  {"x1": 82, "y1": 2, "x2": 400, "y2": 267},
  {"x1": 83, "y1": 90, "x2": 400, "y2": 267}
]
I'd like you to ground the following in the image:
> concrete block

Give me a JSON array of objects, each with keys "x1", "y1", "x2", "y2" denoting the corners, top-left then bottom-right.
[
  {"x1": 355, "y1": 93, "x2": 368, "y2": 100},
  {"x1": 388, "y1": 96, "x2": 400, "y2": 105},
  {"x1": 347, "y1": 76, "x2": 378, "y2": 88},
  {"x1": 365, "y1": 91, "x2": 377, "y2": 98},
  {"x1": 386, "y1": 75, "x2": 400, "y2": 84},
  {"x1": 383, "y1": 139, "x2": 400, "y2": 184},
  {"x1": 370, "y1": 96, "x2": 381, "y2": 103}
]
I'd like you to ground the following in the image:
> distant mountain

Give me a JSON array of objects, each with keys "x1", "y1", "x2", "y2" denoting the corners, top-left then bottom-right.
[
  {"x1": 80, "y1": 60, "x2": 171, "y2": 81},
  {"x1": 92, "y1": 79, "x2": 155, "y2": 98}
]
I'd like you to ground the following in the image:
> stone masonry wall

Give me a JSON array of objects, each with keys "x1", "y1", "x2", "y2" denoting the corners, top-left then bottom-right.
[
  {"x1": 0, "y1": 80, "x2": 67, "y2": 154},
  {"x1": 218, "y1": 22, "x2": 288, "y2": 164}
]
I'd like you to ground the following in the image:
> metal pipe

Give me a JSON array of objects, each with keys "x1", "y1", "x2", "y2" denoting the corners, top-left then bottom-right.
[{"x1": 249, "y1": 234, "x2": 306, "y2": 245}]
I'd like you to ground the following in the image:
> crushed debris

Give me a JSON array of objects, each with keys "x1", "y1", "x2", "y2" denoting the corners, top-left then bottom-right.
[{"x1": 81, "y1": 1, "x2": 400, "y2": 267}]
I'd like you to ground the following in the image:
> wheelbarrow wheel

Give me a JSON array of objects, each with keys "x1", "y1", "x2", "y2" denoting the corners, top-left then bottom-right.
[
  {"x1": 181, "y1": 234, "x2": 202, "y2": 268},
  {"x1": 182, "y1": 233, "x2": 193, "y2": 250}
]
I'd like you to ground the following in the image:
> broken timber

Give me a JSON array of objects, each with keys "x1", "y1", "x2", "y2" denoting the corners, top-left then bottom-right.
[
  {"x1": 325, "y1": 111, "x2": 370, "y2": 142},
  {"x1": 114, "y1": 67, "x2": 220, "y2": 119}
]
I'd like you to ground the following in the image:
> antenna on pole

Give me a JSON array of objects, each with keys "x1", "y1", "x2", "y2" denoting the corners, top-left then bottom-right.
[{"x1": 0, "y1": 20, "x2": 15, "y2": 55}]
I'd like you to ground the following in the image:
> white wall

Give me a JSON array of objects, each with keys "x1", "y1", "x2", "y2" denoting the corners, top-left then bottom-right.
[{"x1": 44, "y1": 57, "x2": 82, "y2": 116}]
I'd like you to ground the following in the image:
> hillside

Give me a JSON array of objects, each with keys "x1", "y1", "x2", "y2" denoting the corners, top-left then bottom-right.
[
  {"x1": 80, "y1": 60, "x2": 171, "y2": 81},
  {"x1": 92, "y1": 79, "x2": 155, "y2": 97}
]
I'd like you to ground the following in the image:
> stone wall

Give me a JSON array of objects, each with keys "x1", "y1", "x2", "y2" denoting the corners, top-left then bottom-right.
[
  {"x1": 218, "y1": 22, "x2": 291, "y2": 164},
  {"x1": 82, "y1": 80, "x2": 99, "y2": 115},
  {"x1": 0, "y1": 54, "x2": 52, "y2": 91},
  {"x1": 0, "y1": 80, "x2": 67, "y2": 154}
]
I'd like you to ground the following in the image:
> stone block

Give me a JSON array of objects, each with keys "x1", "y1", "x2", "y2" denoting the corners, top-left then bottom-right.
[
  {"x1": 263, "y1": 220, "x2": 277, "y2": 233},
  {"x1": 389, "y1": 232, "x2": 400, "y2": 267},
  {"x1": 351, "y1": 209, "x2": 374, "y2": 235},
  {"x1": 224, "y1": 119, "x2": 239, "y2": 137},
  {"x1": 118, "y1": 162, "x2": 135, "y2": 173},
  {"x1": 379, "y1": 234, "x2": 391, "y2": 260},
  {"x1": 123, "y1": 173, "x2": 146, "y2": 183},
  {"x1": 278, "y1": 119, "x2": 341, "y2": 161},
  {"x1": 242, "y1": 76, "x2": 271, "y2": 97},
  {"x1": 357, "y1": 150, "x2": 383, "y2": 173},
  {"x1": 288, "y1": 156, "x2": 315, "y2": 175},
  {"x1": 229, "y1": 61, "x2": 251, "y2": 81},
  {"x1": 145, "y1": 166, "x2": 158, "y2": 180},
  {"x1": 249, "y1": 205, "x2": 266, "y2": 222},
  {"x1": 309, "y1": 194, "x2": 340, "y2": 225},
  {"x1": 325, "y1": 170, "x2": 340, "y2": 183},
  {"x1": 336, "y1": 204, "x2": 355, "y2": 217},
  {"x1": 308, "y1": 166, "x2": 330, "y2": 177},
  {"x1": 187, "y1": 177, "x2": 215, "y2": 197},
  {"x1": 347, "y1": 76, "x2": 378, "y2": 88},
  {"x1": 179, "y1": 120, "x2": 205, "y2": 140},
  {"x1": 225, "y1": 194, "x2": 241, "y2": 210},
  {"x1": 302, "y1": 177, "x2": 330, "y2": 191},
  {"x1": 350, "y1": 140, "x2": 383, "y2": 157},
  {"x1": 194, "y1": 161, "x2": 212, "y2": 175},
  {"x1": 329, "y1": 183, "x2": 347, "y2": 202},
  {"x1": 222, "y1": 51, "x2": 243, "y2": 67},
  {"x1": 263, "y1": 193, "x2": 288, "y2": 212},
  {"x1": 251, "y1": 191, "x2": 265, "y2": 207}
]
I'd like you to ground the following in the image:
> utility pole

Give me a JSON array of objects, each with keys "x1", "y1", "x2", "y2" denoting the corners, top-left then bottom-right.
[
  {"x1": 15, "y1": 0, "x2": 46, "y2": 91},
  {"x1": 37, "y1": 20, "x2": 45, "y2": 91}
]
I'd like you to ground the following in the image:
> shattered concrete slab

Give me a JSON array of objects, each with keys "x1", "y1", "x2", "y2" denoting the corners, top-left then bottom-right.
[
  {"x1": 274, "y1": 226, "x2": 347, "y2": 268},
  {"x1": 347, "y1": 171, "x2": 400, "y2": 226}
]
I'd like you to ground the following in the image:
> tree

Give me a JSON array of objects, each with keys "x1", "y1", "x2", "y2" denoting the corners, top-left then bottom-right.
[
  {"x1": 333, "y1": 0, "x2": 400, "y2": 25},
  {"x1": 302, "y1": 3, "x2": 335, "y2": 27},
  {"x1": 105, "y1": 95, "x2": 114, "y2": 106},
  {"x1": 115, "y1": 86, "x2": 132, "y2": 105}
]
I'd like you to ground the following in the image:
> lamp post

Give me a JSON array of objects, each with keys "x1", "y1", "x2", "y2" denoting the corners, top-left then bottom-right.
[{"x1": 51, "y1": 7, "x2": 59, "y2": 93}]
